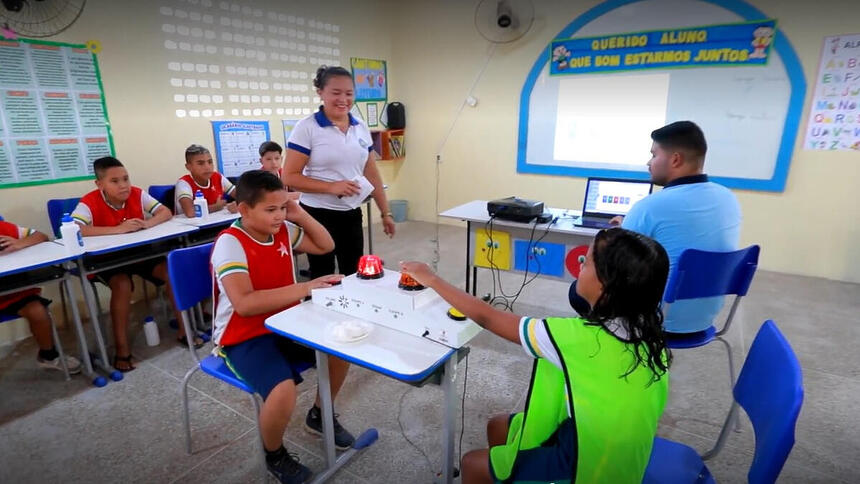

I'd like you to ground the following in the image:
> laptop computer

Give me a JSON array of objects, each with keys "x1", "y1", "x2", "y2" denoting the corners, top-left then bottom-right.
[{"x1": 575, "y1": 177, "x2": 653, "y2": 229}]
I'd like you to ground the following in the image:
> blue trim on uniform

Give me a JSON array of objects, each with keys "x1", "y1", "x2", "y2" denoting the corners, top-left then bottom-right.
[
  {"x1": 515, "y1": 0, "x2": 806, "y2": 193},
  {"x1": 314, "y1": 107, "x2": 360, "y2": 127},
  {"x1": 367, "y1": 146, "x2": 373, "y2": 152},
  {"x1": 287, "y1": 142, "x2": 311, "y2": 156},
  {"x1": 665, "y1": 174, "x2": 709, "y2": 188}
]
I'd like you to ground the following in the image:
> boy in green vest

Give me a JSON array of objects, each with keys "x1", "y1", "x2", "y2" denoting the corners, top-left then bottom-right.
[{"x1": 401, "y1": 227, "x2": 671, "y2": 483}]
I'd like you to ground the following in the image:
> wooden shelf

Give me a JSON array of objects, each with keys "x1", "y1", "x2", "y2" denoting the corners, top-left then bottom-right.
[{"x1": 371, "y1": 129, "x2": 405, "y2": 160}]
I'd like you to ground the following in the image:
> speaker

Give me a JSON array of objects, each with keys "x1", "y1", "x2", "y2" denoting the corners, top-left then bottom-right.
[{"x1": 386, "y1": 102, "x2": 405, "y2": 129}]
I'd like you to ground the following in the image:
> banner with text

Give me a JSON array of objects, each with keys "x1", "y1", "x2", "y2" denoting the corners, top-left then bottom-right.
[
  {"x1": 549, "y1": 19, "x2": 777, "y2": 75},
  {"x1": 0, "y1": 37, "x2": 113, "y2": 189}
]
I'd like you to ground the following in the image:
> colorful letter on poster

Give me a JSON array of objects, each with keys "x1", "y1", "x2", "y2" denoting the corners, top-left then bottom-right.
[
  {"x1": 350, "y1": 58, "x2": 387, "y2": 102},
  {"x1": 549, "y1": 19, "x2": 776, "y2": 75},
  {"x1": 804, "y1": 34, "x2": 860, "y2": 151}
]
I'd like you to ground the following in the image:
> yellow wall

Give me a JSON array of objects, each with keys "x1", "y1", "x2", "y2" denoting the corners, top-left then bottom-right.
[
  {"x1": 0, "y1": 0, "x2": 396, "y2": 344},
  {"x1": 385, "y1": 0, "x2": 860, "y2": 283}
]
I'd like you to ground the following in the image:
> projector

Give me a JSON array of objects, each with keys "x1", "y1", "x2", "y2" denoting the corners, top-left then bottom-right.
[{"x1": 487, "y1": 196, "x2": 544, "y2": 222}]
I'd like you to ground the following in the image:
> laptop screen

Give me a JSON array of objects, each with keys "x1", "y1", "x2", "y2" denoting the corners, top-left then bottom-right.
[{"x1": 582, "y1": 178, "x2": 653, "y2": 217}]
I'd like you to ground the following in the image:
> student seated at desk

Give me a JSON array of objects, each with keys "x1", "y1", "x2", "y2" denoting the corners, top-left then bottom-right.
[
  {"x1": 211, "y1": 170, "x2": 353, "y2": 484},
  {"x1": 0, "y1": 221, "x2": 82, "y2": 374},
  {"x1": 174, "y1": 144, "x2": 238, "y2": 217},
  {"x1": 401, "y1": 228, "x2": 671, "y2": 484},
  {"x1": 259, "y1": 140, "x2": 283, "y2": 178},
  {"x1": 71, "y1": 156, "x2": 201, "y2": 372}
]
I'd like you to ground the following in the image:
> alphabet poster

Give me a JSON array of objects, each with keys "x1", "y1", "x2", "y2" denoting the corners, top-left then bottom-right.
[{"x1": 804, "y1": 34, "x2": 860, "y2": 151}]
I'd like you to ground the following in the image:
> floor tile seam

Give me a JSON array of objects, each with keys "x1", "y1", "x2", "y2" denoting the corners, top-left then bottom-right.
[{"x1": 167, "y1": 426, "x2": 256, "y2": 484}]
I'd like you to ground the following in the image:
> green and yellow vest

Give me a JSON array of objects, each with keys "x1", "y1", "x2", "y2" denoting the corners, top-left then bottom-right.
[{"x1": 490, "y1": 317, "x2": 668, "y2": 483}]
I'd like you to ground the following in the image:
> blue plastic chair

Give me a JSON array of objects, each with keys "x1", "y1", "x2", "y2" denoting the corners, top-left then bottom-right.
[
  {"x1": 662, "y1": 245, "x2": 760, "y2": 445},
  {"x1": 644, "y1": 320, "x2": 803, "y2": 484},
  {"x1": 46, "y1": 198, "x2": 80, "y2": 238},
  {"x1": 147, "y1": 184, "x2": 175, "y2": 214},
  {"x1": 169, "y1": 243, "x2": 311, "y2": 479}
]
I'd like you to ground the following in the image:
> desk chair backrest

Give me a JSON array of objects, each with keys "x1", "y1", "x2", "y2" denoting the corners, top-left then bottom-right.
[
  {"x1": 664, "y1": 245, "x2": 760, "y2": 303},
  {"x1": 46, "y1": 198, "x2": 81, "y2": 238},
  {"x1": 167, "y1": 243, "x2": 213, "y2": 311},
  {"x1": 0, "y1": 214, "x2": 4, "y2": 221},
  {"x1": 148, "y1": 185, "x2": 176, "y2": 213}
]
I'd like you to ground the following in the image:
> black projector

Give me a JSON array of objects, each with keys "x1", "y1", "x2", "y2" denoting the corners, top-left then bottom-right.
[{"x1": 487, "y1": 197, "x2": 544, "y2": 222}]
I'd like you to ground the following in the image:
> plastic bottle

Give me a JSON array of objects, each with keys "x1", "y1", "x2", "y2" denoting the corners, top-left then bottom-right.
[
  {"x1": 59, "y1": 213, "x2": 84, "y2": 255},
  {"x1": 193, "y1": 190, "x2": 209, "y2": 218},
  {"x1": 143, "y1": 316, "x2": 160, "y2": 346}
]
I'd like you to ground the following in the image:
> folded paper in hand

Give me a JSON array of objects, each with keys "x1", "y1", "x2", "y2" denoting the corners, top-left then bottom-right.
[{"x1": 339, "y1": 175, "x2": 375, "y2": 209}]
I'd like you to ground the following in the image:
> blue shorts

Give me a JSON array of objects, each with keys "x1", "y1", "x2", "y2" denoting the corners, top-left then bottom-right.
[
  {"x1": 490, "y1": 416, "x2": 577, "y2": 482},
  {"x1": 222, "y1": 333, "x2": 316, "y2": 400}
]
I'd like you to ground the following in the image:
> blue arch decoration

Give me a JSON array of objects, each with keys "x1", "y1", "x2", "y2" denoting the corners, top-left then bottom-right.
[{"x1": 516, "y1": 0, "x2": 806, "y2": 192}]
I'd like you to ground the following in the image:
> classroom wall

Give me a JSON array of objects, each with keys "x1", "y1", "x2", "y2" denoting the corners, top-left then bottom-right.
[
  {"x1": 0, "y1": 0, "x2": 396, "y2": 345},
  {"x1": 384, "y1": 0, "x2": 860, "y2": 284}
]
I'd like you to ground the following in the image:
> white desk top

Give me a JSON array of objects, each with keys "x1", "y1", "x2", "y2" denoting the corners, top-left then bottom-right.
[
  {"x1": 265, "y1": 302, "x2": 455, "y2": 382},
  {"x1": 0, "y1": 242, "x2": 77, "y2": 277},
  {"x1": 81, "y1": 219, "x2": 198, "y2": 255},
  {"x1": 439, "y1": 200, "x2": 598, "y2": 236},
  {"x1": 173, "y1": 209, "x2": 240, "y2": 229}
]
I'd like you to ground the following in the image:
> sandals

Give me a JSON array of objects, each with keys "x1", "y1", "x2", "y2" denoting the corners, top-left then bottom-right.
[
  {"x1": 178, "y1": 334, "x2": 205, "y2": 350},
  {"x1": 113, "y1": 354, "x2": 136, "y2": 373}
]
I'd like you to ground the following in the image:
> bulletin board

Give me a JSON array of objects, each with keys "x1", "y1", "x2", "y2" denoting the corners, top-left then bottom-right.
[
  {"x1": 517, "y1": 0, "x2": 806, "y2": 192},
  {"x1": 211, "y1": 120, "x2": 270, "y2": 178},
  {"x1": 0, "y1": 37, "x2": 114, "y2": 189}
]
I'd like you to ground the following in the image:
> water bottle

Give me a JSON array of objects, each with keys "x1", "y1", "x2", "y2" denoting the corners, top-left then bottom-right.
[
  {"x1": 59, "y1": 213, "x2": 84, "y2": 255},
  {"x1": 193, "y1": 190, "x2": 208, "y2": 218},
  {"x1": 143, "y1": 316, "x2": 160, "y2": 346}
]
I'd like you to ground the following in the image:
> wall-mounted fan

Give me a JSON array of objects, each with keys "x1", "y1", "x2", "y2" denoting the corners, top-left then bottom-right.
[
  {"x1": 1, "y1": 0, "x2": 86, "y2": 38},
  {"x1": 474, "y1": 0, "x2": 535, "y2": 44}
]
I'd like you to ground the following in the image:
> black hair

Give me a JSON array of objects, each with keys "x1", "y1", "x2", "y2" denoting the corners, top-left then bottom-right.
[
  {"x1": 235, "y1": 169, "x2": 285, "y2": 207},
  {"x1": 93, "y1": 156, "x2": 124, "y2": 179},
  {"x1": 586, "y1": 227, "x2": 671, "y2": 382},
  {"x1": 259, "y1": 141, "x2": 283, "y2": 156},
  {"x1": 651, "y1": 121, "x2": 707, "y2": 164},
  {"x1": 313, "y1": 65, "x2": 353, "y2": 90},
  {"x1": 184, "y1": 144, "x2": 211, "y2": 162}
]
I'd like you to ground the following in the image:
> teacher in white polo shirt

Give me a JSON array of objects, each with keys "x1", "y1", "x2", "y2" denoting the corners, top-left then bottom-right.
[{"x1": 283, "y1": 65, "x2": 396, "y2": 279}]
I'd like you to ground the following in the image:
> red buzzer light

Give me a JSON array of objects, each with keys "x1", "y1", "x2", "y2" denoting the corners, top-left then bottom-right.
[{"x1": 356, "y1": 254, "x2": 384, "y2": 279}]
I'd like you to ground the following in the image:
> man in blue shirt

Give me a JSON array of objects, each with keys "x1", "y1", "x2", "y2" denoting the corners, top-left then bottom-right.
[{"x1": 569, "y1": 121, "x2": 741, "y2": 333}]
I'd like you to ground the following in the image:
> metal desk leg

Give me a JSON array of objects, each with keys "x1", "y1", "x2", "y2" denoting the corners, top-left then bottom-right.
[
  {"x1": 465, "y1": 221, "x2": 471, "y2": 294},
  {"x1": 366, "y1": 200, "x2": 373, "y2": 255},
  {"x1": 63, "y1": 270, "x2": 107, "y2": 386},
  {"x1": 311, "y1": 351, "x2": 378, "y2": 483},
  {"x1": 440, "y1": 354, "x2": 458, "y2": 484},
  {"x1": 76, "y1": 260, "x2": 119, "y2": 380}
]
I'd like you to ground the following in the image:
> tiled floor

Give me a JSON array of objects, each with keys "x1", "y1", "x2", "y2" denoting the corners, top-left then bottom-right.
[{"x1": 1, "y1": 220, "x2": 857, "y2": 483}]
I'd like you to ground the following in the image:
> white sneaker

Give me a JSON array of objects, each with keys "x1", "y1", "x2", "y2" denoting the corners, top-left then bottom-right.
[{"x1": 37, "y1": 355, "x2": 82, "y2": 375}]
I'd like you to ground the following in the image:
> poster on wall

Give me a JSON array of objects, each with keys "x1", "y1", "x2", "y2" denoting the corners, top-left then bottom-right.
[
  {"x1": 804, "y1": 34, "x2": 860, "y2": 151},
  {"x1": 211, "y1": 120, "x2": 270, "y2": 178},
  {"x1": 282, "y1": 119, "x2": 298, "y2": 145},
  {"x1": 0, "y1": 37, "x2": 114, "y2": 189},
  {"x1": 350, "y1": 57, "x2": 387, "y2": 102},
  {"x1": 549, "y1": 19, "x2": 777, "y2": 76}
]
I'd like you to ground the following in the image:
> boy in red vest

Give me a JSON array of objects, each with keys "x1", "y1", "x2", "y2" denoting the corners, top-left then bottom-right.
[
  {"x1": 0, "y1": 220, "x2": 81, "y2": 374},
  {"x1": 174, "y1": 144, "x2": 237, "y2": 217},
  {"x1": 72, "y1": 156, "x2": 199, "y2": 372},
  {"x1": 211, "y1": 170, "x2": 351, "y2": 484},
  {"x1": 259, "y1": 141, "x2": 283, "y2": 178}
]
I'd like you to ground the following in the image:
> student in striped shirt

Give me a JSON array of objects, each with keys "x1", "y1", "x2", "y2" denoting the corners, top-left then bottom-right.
[
  {"x1": 401, "y1": 228, "x2": 672, "y2": 484},
  {"x1": 0, "y1": 220, "x2": 81, "y2": 374},
  {"x1": 72, "y1": 156, "x2": 197, "y2": 372}
]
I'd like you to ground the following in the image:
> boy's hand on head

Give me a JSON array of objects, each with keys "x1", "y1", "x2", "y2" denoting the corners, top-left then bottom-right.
[
  {"x1": 329, "y1": 180, "x2": 362, "y2": 197},
  {"x1": 284, "y1": 198, "x2": 309, "y2": 223},
  {"x1": 225, "y1": 201, "x2": 238, "y2": 213},
  {"x1": 303, "y1": 274, "x2": 344, "y2": 297},
  {"x1": 399, "y1": 261, "x2": 437, "y2": 287},
  {"x1": 0, "y1": 236, "x2": 25, "y2": 254}
]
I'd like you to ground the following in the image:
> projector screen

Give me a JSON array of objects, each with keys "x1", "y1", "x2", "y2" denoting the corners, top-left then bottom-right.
[{"x1": 553, "y1": 73, "x2": 670, "y2": 166}]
